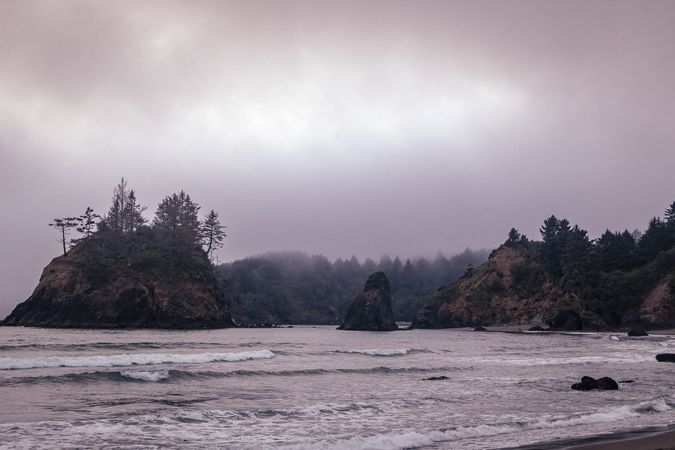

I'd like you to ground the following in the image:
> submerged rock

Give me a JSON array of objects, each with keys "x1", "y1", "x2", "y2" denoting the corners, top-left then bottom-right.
[
  {"x1": 338, "y1": 272, "x2": 397, "y2": 331},
  {"x1": 528, "y1": 325, "x2": 545, "y2": 331},
  {"x1": 473, "y1": 326, "x2": 487, "y2": 332},
  {"x1": 627, "y1": 327, "x2": 649, "y2": 337},
  {"x1": 571, "y1": 376, "x2": 618, "y2": 391},
  {"x1": 656, "y1": 353, "x2": 675, "y2": 363},
  {"x1": 424, "y1": 376, "x2": 449, "y2": 381}
]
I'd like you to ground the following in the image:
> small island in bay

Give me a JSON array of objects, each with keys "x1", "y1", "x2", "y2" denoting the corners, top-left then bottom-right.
[{"x1": 2, "y1": 179, "x2": 233, "y2": 329}]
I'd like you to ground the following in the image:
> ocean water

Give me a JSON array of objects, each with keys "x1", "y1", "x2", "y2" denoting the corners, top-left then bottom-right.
[{"x1": 0, "y1": 326, "x2": 674, "y2": 449}]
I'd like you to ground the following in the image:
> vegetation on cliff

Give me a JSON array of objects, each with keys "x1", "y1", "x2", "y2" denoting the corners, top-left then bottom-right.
[{"x1": 415, "y1": 202, "x2": 675, "y2": 330}]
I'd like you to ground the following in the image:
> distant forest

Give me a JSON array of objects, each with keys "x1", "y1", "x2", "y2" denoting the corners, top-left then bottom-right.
[{"x1": 217, "y1": 249, "x2": 488, "y2": 325}]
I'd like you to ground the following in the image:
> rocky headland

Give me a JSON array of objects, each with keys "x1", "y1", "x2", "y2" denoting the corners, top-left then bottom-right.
[{"x1": 414, "y1": 242, "x2": 675, "y2": 331}]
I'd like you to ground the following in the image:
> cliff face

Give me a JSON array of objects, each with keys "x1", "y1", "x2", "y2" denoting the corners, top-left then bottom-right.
[
  {"x1": 3, "y1": 230, "x2": 234, "y2": 328},
  {"x1": 414, "y1": 244, "x2": 675, "y2": 330}
]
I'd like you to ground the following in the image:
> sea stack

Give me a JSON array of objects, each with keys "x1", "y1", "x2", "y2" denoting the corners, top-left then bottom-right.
[
  {"x1": 2, "y1": 229, "x2": 234, "y2": 329},
  {"x1": 338, "y1": 272, "x2": 397, "y2": 331}
]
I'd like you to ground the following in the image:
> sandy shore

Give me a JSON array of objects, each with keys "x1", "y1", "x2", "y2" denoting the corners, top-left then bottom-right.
[
  {"x1": 454, "y1": 325, "x2": 675, "y2": 335},
  {"x1": 564, "y1": 429, "x2": 675, "y2": 450}
]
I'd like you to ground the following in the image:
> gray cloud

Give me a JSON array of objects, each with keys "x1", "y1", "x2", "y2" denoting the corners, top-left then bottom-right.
[{"x1": 2, "y1": 0, "x2": 675, "y2": 315}]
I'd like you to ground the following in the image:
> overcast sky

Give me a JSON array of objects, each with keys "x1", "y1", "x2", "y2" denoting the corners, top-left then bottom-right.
[{"x1": 2, "y1": 0, "x2": 675, "y2": 316}]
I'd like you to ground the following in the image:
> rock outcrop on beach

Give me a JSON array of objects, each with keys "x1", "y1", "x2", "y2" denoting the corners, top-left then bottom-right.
[
  {"x1": 338, "y1": 272, "x2": 397, "y2": 331},
  {"x1": 2, "y1": 229, "x2": 234, "y2": 329},
  {"x1": 571, "y1": 376, "x2": 619, "y2": 391},
  {"x1": 413, "y1": 241, "x2": 675, "y2": 330}
]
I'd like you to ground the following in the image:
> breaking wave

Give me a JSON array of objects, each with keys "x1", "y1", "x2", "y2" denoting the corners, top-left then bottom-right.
[
  {"x1": 279, "y1": 397, "x2": 675, "y2": 449},
  {"x1": 119, "y1": 370, "x2": 170, "y2": 382},
  {"x1": 0, "y1": 349, "x2": 275, "y2": 370},
  {"x1": 1, "y1": 395, "x2": 671, "y2": 449},
  {"x1": 337, "y1": 348, "x2": 419, "y2": 356},
  {"x1": 6, "y1": 365, "x2": 460, "y2": 385}
]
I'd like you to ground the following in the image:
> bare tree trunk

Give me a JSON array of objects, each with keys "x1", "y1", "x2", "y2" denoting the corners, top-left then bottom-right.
[{"x1": 61, "y1": 225, "x2": 66, "y2": 256}]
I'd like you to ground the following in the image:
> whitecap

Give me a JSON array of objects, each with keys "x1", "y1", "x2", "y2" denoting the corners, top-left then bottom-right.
[
  {"x1": 278, "y1": 397, "x2": 673, "y2": 449},
  {"x1": 340, "y1": 348, "x2": 410, "y2": 356},
  {"x1": 0, "y1": 349, "x2": 275, "y2": 370},
  {"x1": 119, "y1": 369, "x2": 170, "y2": 382}
]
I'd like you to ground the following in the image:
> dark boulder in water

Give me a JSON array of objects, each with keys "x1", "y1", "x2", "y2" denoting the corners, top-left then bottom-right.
[
  {"x1": 656, "y1": 353, "x2": 675, "y2": 363},
  {"x1": 627, "y1": 327, "x2": 649, "y2": 337},
  {"x1": 528, "y1": 325, "x2": 545, "y2": 331},
  {"x1": 338, "y1": 272, "x2": 397, "y2": 331},
  {"x1": 424, "y1": 376, "x2": 449, "y2": 381},
  {"x1": 571, "y1": 376, "x2": 618, "y2": 391},
  {"x1": 473, "y1": 326, "x2": 487, "y2": 331}
]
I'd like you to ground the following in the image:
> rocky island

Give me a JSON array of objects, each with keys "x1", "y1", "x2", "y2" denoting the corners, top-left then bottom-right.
[
  {"x1": 2, "y1": 180, "x2": 233, "y2": 329},
  {"x1": 338, "y1": 271, "x2": 397, "y2": 331}
]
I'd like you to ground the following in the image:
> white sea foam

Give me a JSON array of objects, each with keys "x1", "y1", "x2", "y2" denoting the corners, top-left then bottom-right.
[
  {"x1": 119, "y1": 369, "x2": 170, "y2": 382},
  {"x1": 469, "y1": 353, "x2": 656, "y2": 366},
  {"x1": 342, "y1": 348, "x2": 409, "y2": 356},
  {"x1": 279, "y1": 397, "x2": 674, "y2": 450},
  {"x1": 0, "y1": 349, "x2": 275, "y2": 370},
  {"x1": 0, "y1": 395, "x2": 672, "y2": 449}
]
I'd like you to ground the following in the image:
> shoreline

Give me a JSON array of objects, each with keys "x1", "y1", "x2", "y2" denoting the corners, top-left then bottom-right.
[{"x1": 563, "y1": 428, "x2": 675, "y2": 450}]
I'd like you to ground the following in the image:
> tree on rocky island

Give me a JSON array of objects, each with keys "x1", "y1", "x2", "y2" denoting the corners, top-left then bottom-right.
[
  {"x1": 76, "y1": 207, "x2": 101, "y2": 239},
  {"x1": 123, "y1": 190, "x2": 147, "y2": 233},
  {"x1": 201, "y1": 209, "x2": 226, "y2": 259},
  {"x1": 70, "y1": 207, "x2": 101, "y2": 246},
  {"x1": 49, "y1": 217, "x2": 81, "y2": 256},
  {"x1": 153, "y1": 191, "x2": 204, "y2": 270},
  {"x1": 105, "y1": 178, "x2": 146, "y2": 234}
]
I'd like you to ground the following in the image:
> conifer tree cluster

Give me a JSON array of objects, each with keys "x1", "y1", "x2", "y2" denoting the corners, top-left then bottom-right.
[
  {"x1": 48, "y1": 178, "x2": 226, "y2": 262},
  {"x1": 505, "y1": 200, "x2": 675, "y2": 284}
]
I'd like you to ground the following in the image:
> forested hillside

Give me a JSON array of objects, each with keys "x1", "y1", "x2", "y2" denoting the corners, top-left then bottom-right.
[
  {"x1": 217, "y1": 249, "x2": 488, "y2": 325},
  {"x1": 415, "y1": 202, "x2": 675, "y2": 330}
]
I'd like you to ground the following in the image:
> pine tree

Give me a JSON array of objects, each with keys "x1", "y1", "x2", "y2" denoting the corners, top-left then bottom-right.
[
  {"x1": 123, "y1": 190, "x2": 147, "y2": 233},
  {"x1": 49, "y1": 217, "x2": 81, "y2": 256},
  {"x1": 106, "y1": 178, "x2": 128, "y2": 233},
  {"x1": 72, "y1": 207, "x2": 101, "y2": 244},
  {"x1": 200, "y1": 209, "x2": 226, "y2": 258},
  {"x1": 154, "y1": 190, "x2": 202, "y2": 248},
  {"x1": 665, "y1": 201, "x2": 675, "y2": 226},
  {"x1": 639, "y1": 216, "x2": 673, "y2": 258},
  {"x1": 506, "y1": 227, "x2": 522, "y2": 245},
  {"x1": 561, "y1": 225, "x2": 592, "y2": 280}
]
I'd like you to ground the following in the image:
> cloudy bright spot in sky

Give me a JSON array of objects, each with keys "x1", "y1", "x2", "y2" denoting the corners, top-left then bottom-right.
[{"x1": 1, "y1": 0, "x2": 675, "y2": 315}]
